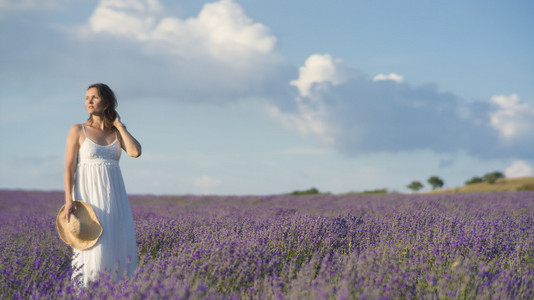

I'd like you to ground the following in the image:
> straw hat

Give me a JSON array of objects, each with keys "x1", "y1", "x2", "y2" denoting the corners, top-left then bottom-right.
[{"x1": 56, "y1": 201, "x2": 103, "y2": 250}]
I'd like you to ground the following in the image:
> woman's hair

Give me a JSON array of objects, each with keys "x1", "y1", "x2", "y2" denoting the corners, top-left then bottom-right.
[{"x1": 87, "y1": 83, "x2": 118, "y2": 129}]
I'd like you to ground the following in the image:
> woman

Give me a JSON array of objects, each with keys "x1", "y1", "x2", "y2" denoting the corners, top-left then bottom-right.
[{"x1": 63, "y1": 83, "x2": 141, "y2": 287}]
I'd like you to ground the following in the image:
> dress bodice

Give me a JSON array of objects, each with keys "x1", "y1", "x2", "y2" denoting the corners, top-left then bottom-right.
[
  {"x1": 78, "y1": 125, "x2": 121, "y2": 164},
  {"x1": 78, "y1": 138, "x2": 121, "y2": 164}
]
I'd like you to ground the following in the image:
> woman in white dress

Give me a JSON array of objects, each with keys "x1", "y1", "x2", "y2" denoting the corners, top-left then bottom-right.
[{"x1": 63, "y1": 83, "x2": 142, "y2": 287}]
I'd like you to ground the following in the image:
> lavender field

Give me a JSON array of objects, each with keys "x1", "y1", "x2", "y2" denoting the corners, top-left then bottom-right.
[{"x1": 1, "y1": 189, "x2": 534, "y2": 299}]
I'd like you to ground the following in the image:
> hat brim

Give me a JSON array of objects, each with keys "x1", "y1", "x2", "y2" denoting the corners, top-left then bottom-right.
[{"x1": 56, "y1": 201, "x2": 103, "y2": 250}]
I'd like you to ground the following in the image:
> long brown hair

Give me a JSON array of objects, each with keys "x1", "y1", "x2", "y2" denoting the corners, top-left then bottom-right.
[{"x1": 87, "y1": 83, "x2": 118, "y2": 130}]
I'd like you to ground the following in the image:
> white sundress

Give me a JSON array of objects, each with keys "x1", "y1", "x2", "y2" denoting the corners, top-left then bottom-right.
[{"x1": 72, "y1": 124, "x2": 138, "y2": 287}]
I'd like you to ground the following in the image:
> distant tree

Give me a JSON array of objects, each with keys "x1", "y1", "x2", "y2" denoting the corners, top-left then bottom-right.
[
  {"x1": 406, "y1": 181, "x2": 424, "y2": 192},
  {"x1": 483, "y1": 171, "x2": 505, "y2": 184},
  {"x1": 360, "y1": 188, "x2": 388, "y2": 194},
  {"x1": 427, "y1": 176, "x2": 444, "y2": 190},
  {"x1": 465, "y1": 177, "x2": 484, "y2": 185},
  {"x1": 291, "y1": 187, "x2": 320, "y2": 195},
  {"x1": 344, "y1": 189, "x2": 388, "y2": 195}
]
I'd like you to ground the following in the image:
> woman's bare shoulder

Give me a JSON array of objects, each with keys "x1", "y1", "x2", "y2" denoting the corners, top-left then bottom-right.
[
  {"x1": 69, "y1": 123, "x2": 83, "y2": 131},
  {"x1": 67, "y1": 123, "x2": 84, "y2": 137}
]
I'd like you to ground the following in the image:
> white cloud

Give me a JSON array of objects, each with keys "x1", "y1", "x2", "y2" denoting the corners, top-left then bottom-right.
[
  {"x1": 267, "y1": 103, "x2": 334, "y2": 145},
  {"x1": 269, "y1": 54, "x2": 525, "y2": 158},
  {"x1": 87, "y1": 0, "x2": 276, "y2": 64},
  {"x1": 194, "y1": 175, "x2": 222, "y2": 188},
  {"x1": 193, "y1": 0, "x2": 275, "y2": 57},
  {"x1": 269, "y1": 54, "x2": 349, "y2": 145},
  {"x1": 194, "y1": 176, "x2": 222, "y2": 194},
  {"x1": 489, "y1": 94, "x2": 534, "y2": 139},
  {"x1": 290, "y1": 54, "x2": 347, "y2": 97},
  {"x1": 505, "y1": 160, "x2": 532, "y2": 178},
  {"x1": 89, "y1": 0, "x2": 161, "y2": 40},
  {"x1": 373, "y1": 73, "x2": 404, "y2": 83}
]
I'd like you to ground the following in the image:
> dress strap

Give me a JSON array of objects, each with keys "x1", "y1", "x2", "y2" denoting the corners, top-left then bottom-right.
[{"x1": 81, "y1": 124, "x2": 87, "y2": 137}]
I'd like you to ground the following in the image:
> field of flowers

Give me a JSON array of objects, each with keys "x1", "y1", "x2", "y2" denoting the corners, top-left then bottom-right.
[{"x1": 1, "y1": 189, "x2": 534, "y2": 299}]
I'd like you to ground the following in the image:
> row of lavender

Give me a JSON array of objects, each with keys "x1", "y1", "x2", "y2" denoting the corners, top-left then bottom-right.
[{"x1": 1, "y1": 190, "x2": 533, "y2": 299}]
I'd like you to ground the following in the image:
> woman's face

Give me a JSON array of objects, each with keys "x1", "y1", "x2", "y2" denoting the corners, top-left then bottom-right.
[{"x1": 85, "y1": 87, "x2": 104, "y2": 115}]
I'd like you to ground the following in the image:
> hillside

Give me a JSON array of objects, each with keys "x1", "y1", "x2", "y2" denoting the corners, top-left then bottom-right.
[{"x1": 429, "y1": 176, "x2": 534, "y2": 193}]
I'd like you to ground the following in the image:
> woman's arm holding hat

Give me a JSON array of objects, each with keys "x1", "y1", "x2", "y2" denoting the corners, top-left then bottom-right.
[{"x1": 64, "y1": 124, "x2": 81, "y2": 221}]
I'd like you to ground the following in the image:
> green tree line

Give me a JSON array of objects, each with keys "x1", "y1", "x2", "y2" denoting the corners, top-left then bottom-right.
[{"x1": 406, "y1": 171, "x2": 505, "y2": 192}]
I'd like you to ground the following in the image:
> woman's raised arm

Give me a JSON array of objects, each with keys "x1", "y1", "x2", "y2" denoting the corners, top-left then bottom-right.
[{"x1": 114, "y1": 115, "x2": 142, "y2": 158}]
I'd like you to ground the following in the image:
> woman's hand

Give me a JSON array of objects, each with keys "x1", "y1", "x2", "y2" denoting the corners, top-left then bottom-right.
[
  {"x1": 64, "y1": 200, "x2": 75, "y2": 222},
  {"x1": 113, "y1": 113, "x2": 122, "y2": 129}
]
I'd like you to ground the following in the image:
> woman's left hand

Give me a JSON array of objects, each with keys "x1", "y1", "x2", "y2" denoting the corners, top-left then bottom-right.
[
  {"x1": 112, "y1": 113, "x2": 142, "y2": 157},
  {"x1": 113, "y1": 113, "x2": 122, "y2": 128}
]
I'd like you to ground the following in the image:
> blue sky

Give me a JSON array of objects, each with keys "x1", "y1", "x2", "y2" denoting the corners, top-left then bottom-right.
[{"x1": 1, "y1": 0, "x2": 533, "y2": 195}]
